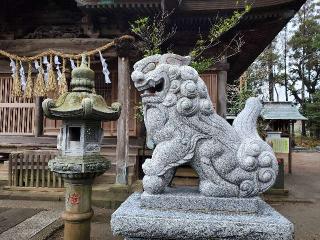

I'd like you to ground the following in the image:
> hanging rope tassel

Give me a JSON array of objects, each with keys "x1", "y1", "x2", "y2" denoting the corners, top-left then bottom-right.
[
  {"x1": 24, "y1": 62, "x2": 33, "y2": 98},
  {"x1": 99, "y1": 51, "x2": 111, "y2": 84},
  {"x1": 59, "y1": 58, "x2": 68, "y2": 94},
  {"x1": 34, "y1": 59, "x2": 46, "y2": 97},
  {"x1": 70, "y1": 59, "x2": 76, "y2": 70},
  {"x1": 19, "y1": 61, "x2": 26, "y2": 92},
  {"x1": 12, "y1": 60, "x2": 22, "y2": 97},
  {"x1": 46, "y1": 55, "x2": 57, "y2": 93}
]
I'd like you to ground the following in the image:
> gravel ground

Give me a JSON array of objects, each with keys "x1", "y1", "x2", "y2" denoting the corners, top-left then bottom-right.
[
  {"x1": 273, "y1": 152, "x2": 320, "y2": 240},
  {"x1": 273, "y1": 202, "x2": 320, "y2": 240}
]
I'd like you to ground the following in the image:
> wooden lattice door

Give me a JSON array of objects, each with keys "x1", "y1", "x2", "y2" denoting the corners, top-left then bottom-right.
[{"x1": 0, "y1": 74, "x2": 35, "y2": 135}]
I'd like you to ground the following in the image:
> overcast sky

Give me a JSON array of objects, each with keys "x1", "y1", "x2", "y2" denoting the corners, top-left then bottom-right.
[{"x1": 258, "y1": 0, "x2": 318, "y2": 103}]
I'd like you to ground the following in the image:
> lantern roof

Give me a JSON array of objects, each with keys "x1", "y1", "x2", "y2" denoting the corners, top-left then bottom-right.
[{"x1": 42, "y1": 56, "x2": 121, "y2": 121}]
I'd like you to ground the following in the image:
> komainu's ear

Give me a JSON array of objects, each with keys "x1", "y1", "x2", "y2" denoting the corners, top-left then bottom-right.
[{"x1": 159, "y1": 54, "x2": 191, "y2": 66}]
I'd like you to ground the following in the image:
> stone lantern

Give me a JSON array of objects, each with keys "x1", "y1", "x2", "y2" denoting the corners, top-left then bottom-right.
[{"x1": 43, "y1": 56, "x2": 121, "y2": 240}]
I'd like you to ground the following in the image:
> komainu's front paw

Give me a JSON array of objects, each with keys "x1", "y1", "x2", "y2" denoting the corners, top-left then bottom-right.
[
  {"x1": 143, "y1": 175, "x2": 166, "y2": 194},
  {"x1": 142, "y1": 158, "x2": 158, "y2": 175}
]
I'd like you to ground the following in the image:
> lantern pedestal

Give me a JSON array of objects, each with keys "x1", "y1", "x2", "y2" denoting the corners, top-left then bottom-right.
[
  {"x1": 49, "y1": 158, "x2": 110, "y2": 240},
  {"x1": 62, "y1": 178, "x2": 93, "y2": 240}
]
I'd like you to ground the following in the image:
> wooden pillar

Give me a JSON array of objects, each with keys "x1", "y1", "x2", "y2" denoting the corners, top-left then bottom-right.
[
  {"x1": 289, "y1": 120, "x2": 294, "y2": 174},
  {"x1": 216, "y1": 59, "x2": 228, "y2": 118},
  {"x1": 291, "y1": 121, "x2": 295, "y2": 140},
  {"x1": 116, "y1": 57, "x2": 130, "y2": 185},
  {"x1": 34, "y1": 97, "x2": 43, "y2": 137}
]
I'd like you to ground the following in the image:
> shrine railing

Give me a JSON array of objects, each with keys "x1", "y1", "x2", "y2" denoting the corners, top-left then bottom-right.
[
  {"x1": 8, "y1": 150, "x2": 63, "y2": 188},
  {"x1": 0, "y1": 75, "x2": 35, "y2": 135}
]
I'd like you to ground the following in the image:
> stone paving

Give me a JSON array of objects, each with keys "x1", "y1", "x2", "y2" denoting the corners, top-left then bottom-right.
[
  {"x1": 0, "y1": 200, "x2": 63, "y2": 240},
  {"x1": 0, "y1": 208, "x2": 42, "y2": 234},
  {"x1": 0, "y1": 209, "x2": 61, "y2": 240}
]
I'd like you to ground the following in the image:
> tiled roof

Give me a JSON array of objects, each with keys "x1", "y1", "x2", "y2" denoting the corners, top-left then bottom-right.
[{"x1": 261, "y1": 102, "x2": 307, "y2": 120}]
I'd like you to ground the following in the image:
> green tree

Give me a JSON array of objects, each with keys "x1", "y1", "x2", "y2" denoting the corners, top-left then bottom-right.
[
  {"x1": 287, "y1": 1, "x2": 320, "y2": 104},
  {"x1": 130, "y1": 11, "x2": 177, "y2": 57},
  {"x1": 243, "y1": 39, "x2": 282, "y2": 101},
  {"x1": 304, "y1": 90, "x2": 320, "y2": 138},
  {"x1": 227, "y1": 78, "x2": 255, "y2": 115},
  {"x1": 287, "y1": 0, "x2": 320, "y2": 135}
]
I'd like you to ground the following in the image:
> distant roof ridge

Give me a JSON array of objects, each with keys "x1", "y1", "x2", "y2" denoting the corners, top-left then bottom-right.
[{"x1": 261, "y1": 101, "x2": 307, "y2": 120}]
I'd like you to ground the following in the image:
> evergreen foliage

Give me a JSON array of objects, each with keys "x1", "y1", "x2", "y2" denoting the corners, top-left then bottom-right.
[
  {"x1": 304, "y1": 90, "x2": 320, "y2": 138},
  {"x1": 130, "y1": 5, "x2": 251, "y2": 73}
]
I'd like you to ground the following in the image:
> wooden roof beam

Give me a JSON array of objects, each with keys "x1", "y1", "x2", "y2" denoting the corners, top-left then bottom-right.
[
  {"x1": 0, "y1": 36, "x2": 136, "y2": 59},
  {"x1": 76, "y1": 0, "x2": 161, "y2": 8},
  {"x1": 179, "y1": 0, "x2": 305, "y2": 11},
  {"x1": 0, "y1": 38, "x2": 116, "y2": 58},
  {"x1": 161, "y1": 0, "x2": 182, "y2": 12}
]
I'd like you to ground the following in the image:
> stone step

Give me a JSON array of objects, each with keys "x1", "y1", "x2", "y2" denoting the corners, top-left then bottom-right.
[
  {"x1": 104, "y1": 163, "x2": 135, "y2": 174},
  {"x1": 141, "y1": 187, "x2": 260, "y2": 213},
  {"x1": 175, "y1": 166, "x2": 198, "y2": 178},
  {"x1": 95, "y1": 173, "x2": 116, "y2": 184},
  {"x1": 0, "y1": 174, "x2": 7, "y2": 179},
  {"x1": 95, "y1": 172, "x2": 137, "y2": 185},
  {"x1": 100, "y1": 146, "x2": 140, "y2": 156},
  {"x1": 0, "y1": 162, "x2": 8, "y2": 171},
  {"x1": 0, "y1": 163, "x2": 8, "y2": 182},
  {"x1": 171, "y1": 176, "x2": 199, "y2": 187},
  {"x1": 0, "y1": 208, "x2": 43, "y2": 234},
  {"x1": 0, "y1": 209, "x2": 62, "y2": 240},
  {"x1": 101, "y1": 155, "x2": 139, "y2": 166}
]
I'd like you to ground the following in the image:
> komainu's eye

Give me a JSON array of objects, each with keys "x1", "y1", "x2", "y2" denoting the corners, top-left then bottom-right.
[{"x1": 142, "y1": 63, "x2": 156, "y2": 73}]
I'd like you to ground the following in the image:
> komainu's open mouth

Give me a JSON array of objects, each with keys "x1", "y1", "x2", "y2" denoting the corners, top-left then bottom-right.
[{"x1": 140, "y1": 78, "x2": 164, "y2": 97}]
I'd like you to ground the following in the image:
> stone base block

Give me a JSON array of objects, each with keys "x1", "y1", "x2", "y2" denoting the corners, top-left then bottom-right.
[
  {"x1": 111, "y1": 192, "x2": 294, "y2": 240},
  {"x1": 141, "y1": 187, "x2": 259, "y2": 213}
]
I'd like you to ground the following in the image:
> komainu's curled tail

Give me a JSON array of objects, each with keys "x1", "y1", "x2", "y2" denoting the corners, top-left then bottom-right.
[
  {"x1": 233, "y1": 97, "x2": 278, "y2": 197},
  {"x1": 233, "y1": 97, "x2": 262, "y2": 141}
]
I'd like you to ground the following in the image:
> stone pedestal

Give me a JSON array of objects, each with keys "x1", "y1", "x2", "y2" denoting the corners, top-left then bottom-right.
[
  {"x1": 62, "y1": 178, "x2": 94, "y2": 240},
  {"x1": 111, "y1": 188, "x2": 294, "y2": 240}
]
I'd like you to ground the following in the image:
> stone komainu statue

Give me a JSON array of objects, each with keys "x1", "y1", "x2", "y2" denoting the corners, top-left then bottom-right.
[{"x1": 131, "y1": 54, "x2": 278, "y2": 198}]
